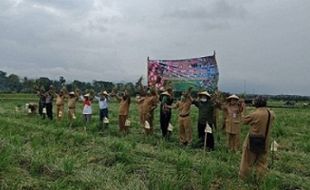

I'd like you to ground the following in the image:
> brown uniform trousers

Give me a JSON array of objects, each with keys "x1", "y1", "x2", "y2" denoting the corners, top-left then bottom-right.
[
  {"x1": 176, "y1": 98, "x2": 192, "y2": 145},
  {"x1": 142, "y1": 95, "x2": 158, "y2": 135},
  {"x1": 239, "y1": 108, "x2": 275, "y2": 179},
  {"x1": 56, "y1": 95, "x2": 65, "y2": 120},
  {"x1": 136, "y1": 97, "x2": 145, "y2": 127},
  {"x1": 179, "y1": 115, "x2": 192, "y2": 144},
  {"x1": 225, "y1": 104, "x2": 242, "y2": 151},
  {"x1": 119, "y1": 97, "x2": 130, "y2": 133},
  {"x1": 67, "y1": 97, "x2": 78, "y2": 122},
  {"x1": 119, "y1": 115, "x2": 128, "y2": 133}
]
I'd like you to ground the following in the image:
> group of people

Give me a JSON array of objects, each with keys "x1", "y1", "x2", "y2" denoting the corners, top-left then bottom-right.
[{"x1": 34, "y1": 85, "x2": 275, "y2": 180}]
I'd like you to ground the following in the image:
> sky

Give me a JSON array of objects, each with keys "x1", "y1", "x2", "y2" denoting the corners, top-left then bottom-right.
[{"x1": 0, "y1": 0, "x2": 309, "y2": 95}]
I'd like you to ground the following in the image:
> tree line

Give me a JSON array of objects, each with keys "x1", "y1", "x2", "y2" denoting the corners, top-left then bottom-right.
[
  {"x1": 0, "y1": 70, "x2": 137, "y2": 95},
  {"x1": 0, "y1": 70, "x2": 309, "y2": 101}
]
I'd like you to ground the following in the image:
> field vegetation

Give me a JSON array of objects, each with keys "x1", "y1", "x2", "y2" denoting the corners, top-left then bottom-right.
[{"x1": 0, "y1": 94, "x2": 309, "y2": 189}]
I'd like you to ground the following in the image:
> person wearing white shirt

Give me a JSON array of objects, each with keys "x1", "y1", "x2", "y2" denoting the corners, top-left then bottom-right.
[{"x1": 95, "y1": 91, "x2": 109, "y2": 125}]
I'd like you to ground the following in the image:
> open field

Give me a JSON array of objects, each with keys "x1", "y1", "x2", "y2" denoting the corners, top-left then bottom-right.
[{"x1": 0, "y1": 94, "x2": 309, "y2": 190}]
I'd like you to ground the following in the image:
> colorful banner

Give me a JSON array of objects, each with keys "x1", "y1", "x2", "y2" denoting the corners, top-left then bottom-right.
[{"x1": 147, "y1": 54, "x2": 219, "y2": 92}]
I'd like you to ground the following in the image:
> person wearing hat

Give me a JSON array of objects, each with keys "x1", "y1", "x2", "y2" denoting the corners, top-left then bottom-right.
[
  {"x1": 159, "y1": 87, "x2": 174, "y2": 139},
  {"x1": 170, "y1": 87, "x2": 193, "y2": 146},
  {"x1": 141, "y1": 88, "x2": 159, "y2": 135},
  {"x1": 67, "y1": 90, "x2": 79, "y2": 123},
  {"x1": 55, "y1": 90, "x2": 66, "y2": 120},
  {"x1": 223, "y1": 94, "x2": 244, "y2": 151},
  {"x1": 80, "y1": 93, "x2": 93, "y2": 124},
  {"x1": 115, "y1": 90, "x2": 131, "y2": 134},
  {"x1": 192, "y1": 91, "x2": 215, "y2": 150},
  {"x1": 95, "y1": 91, "x2": 110, "y2": 127},
  {"x1": 239, "y1": 96, "x2": 275, "y2": 180}
]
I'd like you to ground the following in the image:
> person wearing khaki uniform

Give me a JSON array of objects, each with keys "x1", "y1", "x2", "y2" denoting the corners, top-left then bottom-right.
[
  {"x1": 223, "y1": 95, "x2": 244, "y2": 151},
  {"x1": 142, "y1": 89, "x2": 158, "y2": 135},
  {"x1": 136, "y1": 93, "x2": 145, "y2": 127},
  {"x1": 67, "y1": 91, "x2": 79, "y2": 123},
  {"x1": 56, "y1": 91, "x2": 65, "y2": 120},
  {"x1": 116, "y1": 90, "x2": 131, "y2": 134},
  {"x1": 172, "y1": 88, "x2": 193, "y2": 146},
  {"x1": 239, "y1": 96, "x2": 275, "y2": 179}
]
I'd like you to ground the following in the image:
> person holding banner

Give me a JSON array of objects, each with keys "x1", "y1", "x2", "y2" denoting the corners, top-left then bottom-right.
[
  {"x1": 160, "y1": 87, "x2": 174, "y2": 139},
  {"x1": 142, "y1": 88, "x2": 158, "y2": 135},
  {"x1": 223, "y1": 95, "x2": 244, "y2": 151},
  {"x1": 192, "y1": 91, "x2": 215, "y2": 150},
  {"x1": 239, "y1": 96, "x2": 275, "y2": 180}
]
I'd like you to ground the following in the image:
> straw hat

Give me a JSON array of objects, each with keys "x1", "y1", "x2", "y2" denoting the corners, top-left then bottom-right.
[
  {"x1": 161, "y1": 91, "x2": 171, "y2": 96},
  {"x1": 227, "y1": 94, "x2": 239, "y2": 100},
  {"x1": 101, "y1": 91, "x2": 109, "y2": 96},
  {"x1": 198, "y1": 91, "x2": 211, "y2": 97},
  {"x1": 84, "y1": 93, "x2": 90, "y2": 97}
]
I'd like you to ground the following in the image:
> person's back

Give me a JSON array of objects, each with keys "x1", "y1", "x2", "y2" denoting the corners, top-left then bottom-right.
[{"x1": 239, "y1": 96, "x2": 275, "y2": 179}]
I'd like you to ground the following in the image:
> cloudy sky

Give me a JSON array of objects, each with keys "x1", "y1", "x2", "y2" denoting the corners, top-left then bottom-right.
[{"x1": 0, "y1": 0, "x2": 309, "y2": 95}]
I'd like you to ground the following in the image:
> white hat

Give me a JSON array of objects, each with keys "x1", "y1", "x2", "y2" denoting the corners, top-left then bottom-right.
[
  {"x1": 161, "y1": 91, "x2": 171, "y2": 96},
  {"x1": 69, "y1": 91, "x2": 75, "y2": 95},
  {"x1": 102, "y1": 91, "x2": 109, "y2": 96},
  {"x1": 227, "y1": 94, "x2": 239, "y2": 100},
  {"x1": 198, "y1": 91, "x2": 211, "y2": 97},
  {"x1": 84, "y1": 93, "x2": 90, "y2": 97}
]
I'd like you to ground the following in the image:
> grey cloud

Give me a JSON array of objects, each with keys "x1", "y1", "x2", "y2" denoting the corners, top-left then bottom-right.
[
  {"x1": 0, "y1": 0, "x2": 309, "y2": 95},
  {"x1": 163, "y1": 0, "x2": 247, "y2": 20}
]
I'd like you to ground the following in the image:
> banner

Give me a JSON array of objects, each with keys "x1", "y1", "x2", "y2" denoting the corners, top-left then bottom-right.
[{"x1": 147, "y1": 54, "x2": 219, "y2": 92}]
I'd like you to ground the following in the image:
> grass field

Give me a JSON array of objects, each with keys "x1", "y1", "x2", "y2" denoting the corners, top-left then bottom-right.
[{"x1": 0, "y1": 94, "x2": 309, "y2": 190}]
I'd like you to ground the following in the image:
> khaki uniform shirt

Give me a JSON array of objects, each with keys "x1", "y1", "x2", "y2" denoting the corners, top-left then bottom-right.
[
  {"x1": 142, "y1": 95, "x2": 158, "y2": 114},
  {"x1": 68, "y1": 97, "x2": 78, "y2": 108},
  {"x1": 176, "y1": 97, "x2": 192, "y2": 116},
  {"x1": 119, "y1": 96, "x2": 130, "y2": 116},
  {"x1": 56, "y1": 95, "x2": 65, "y2": 106},
  {"x1": 225, "y1": 104, "x2": 242, "y2": 134},
  {"x1": 243, "y1": 107, "x2": 275, "y2": 150}
]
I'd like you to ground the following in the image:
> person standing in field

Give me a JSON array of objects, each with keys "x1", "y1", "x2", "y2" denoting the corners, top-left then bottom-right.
[
  {"x1": 223, "y1": 95, "x2": 244, "y2": 151},
  {"x1": 115, "y1": 90, "x2": 131, "y2": 134},
  {"x1": 37, "y1": 87, "x2": 46, "y2": 119},
  {"x1": 67, "y1": 90, "x2": 79, "y2": 124},
  {"x1": 142, "y1": 88, "x2": 158, "y2": 135},
  {"x1": 55, "y1": 90, "x2": 66, "y2": 120},
  {"x1": 171, "y1": 87, "x2": 193, "y2": 146},
  {"x1": 239, "y1": 96, "x2": 275, "y2": 179},
  {"x1": 95, "y1": 91, "x2": 110, "y2": 127},
  {"x1": 80, "y1": 93, "x2": 93, "y2": 125},
  {"x1": 45, "y1": 85, "x2": 54, "y2": 120},
  {"x1": 192, "y1": 91, "x2": 215, "y2": 150},
  {"x1": 159, "y1": 87, "x2": 174, "y2": 139},
  {"x1": 136, "y1": 92, "x2": 145, "y2": 128}
]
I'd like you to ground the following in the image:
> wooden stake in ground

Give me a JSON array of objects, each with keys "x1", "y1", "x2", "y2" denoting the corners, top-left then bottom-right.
[
  {"x1": 270, "y1": 140, "x2": 279, "y2": 168},
  {"x1": 204, "y1": 123, "x2": 213, "y2": 153}
]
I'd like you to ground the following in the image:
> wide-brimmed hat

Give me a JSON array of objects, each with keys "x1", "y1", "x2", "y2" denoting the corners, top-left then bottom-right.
[
  {"x1": 101, "y1": 91, "x2": 109, "y2": 96},
  {"x1": 69, "y1": 91, "x2": 75, "y2": 95},
  {"x1": 84, "y1": 93, "x2": 90, "y2": 97},
  {"x1": 161, "y1": 91, "x2": 171, "y2": 96},
  {"x1": 227, "y1": 94, "x2": 239, "y2": 100},
  {"x1": 198, "y1": 91, "x2": 211, "y2": 97}
]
